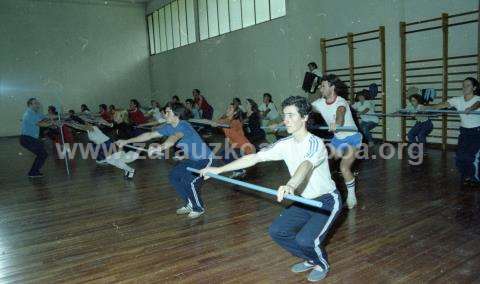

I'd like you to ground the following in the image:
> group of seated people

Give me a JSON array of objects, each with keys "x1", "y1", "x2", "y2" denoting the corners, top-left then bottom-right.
[{"x1": 38, "y1": 88, "x2": 292, "y2": 178}]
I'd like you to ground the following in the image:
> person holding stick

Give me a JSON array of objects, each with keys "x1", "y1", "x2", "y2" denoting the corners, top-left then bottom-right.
[
  {"x1": 199, "y1": 96, "x2": 341, "y2": 282},
  {"x1": 116, "y1": 103, "x2": 214, "y2": 219},
  {"x1": 430, "y1": 77, "x2": 480, "y2": 186}
]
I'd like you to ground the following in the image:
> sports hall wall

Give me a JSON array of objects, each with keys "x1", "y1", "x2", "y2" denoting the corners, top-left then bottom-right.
[
  {"x1": 147, "y1": 0, "x2": 479, "y2": 142},
  {"x1": 0, "y1": 0, "x2": 152, "y2": 137}
]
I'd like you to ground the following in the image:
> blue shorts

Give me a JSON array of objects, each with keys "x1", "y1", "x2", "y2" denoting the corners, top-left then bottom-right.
[{"x1": 331, "y1": 132, "x2": 363, "y2": 152}]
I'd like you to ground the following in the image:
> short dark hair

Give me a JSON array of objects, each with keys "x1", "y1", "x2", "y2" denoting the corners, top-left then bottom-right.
[
  {"x1": 281, "y1": 96, "x2": 311, "y2": 118},
  {"x1": 168, "y1": 102, "x2": 189, "y2": 120},
  {"x1": 321, "y1": 74, "x2": 349, "y2": 99},
  {"x1": 193, "y1": 89, "x2": 200, "y2": 94},
  {"x1": 48, "y1": 105, "x2": 57, "y2": 115},
  {"x1": 81, "y1": 104, "x2": 90, "y2": 111},
  {"x1": 464, "y1": 77, "x2": 480, "y2": 96},
  {"x1": 409, "y1": 94, "x2": 424, "y2": 104},
  {"x1": 246, "y1": 98, "x2": 259, "y2": 113},
  {"x1": 230, "y1": 103, "x2": 245, "y2": 121},
  {"x1": 355, "y1": 89, "x2": 369, "y2": 101},
  {"x1": 172, "y1": 95, "x2": 180, "y2": 101},
  {"x1": 109, "y1": 104, "x2": 115, "y2": 110},
  {"x1": 233, "y1": 97, "x2": 241, "y2": 104},
  {"x1": 263, "y1": 93, "x2": 272, "y2": 102},
  {"x1": 185, "y1": 99, "x2": 194, "y2": 105},
  {"x1": 99, "y1": 104, "x2": 107, "y2": 111},
  {"x1": 27, "y1": 98, "x2": 37, "y2": 106},
  {"x1": 308, "y1": 62, "x2": 318, "y2": 69},
  {"x1": 130, "y1": 99, "x2": 140, "y2": 108}
]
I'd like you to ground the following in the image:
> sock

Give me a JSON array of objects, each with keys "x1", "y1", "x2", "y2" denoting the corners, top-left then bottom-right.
[{"x1": 345, "y1": 179, "x2": 355, "y2": 194}]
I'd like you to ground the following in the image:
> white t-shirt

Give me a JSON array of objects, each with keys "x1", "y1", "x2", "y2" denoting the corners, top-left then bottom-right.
[
  {"x1": 312, "y1": 96, "x2": 358, "y2": 139},
  {"x1": 259, "y1": 102, "x2": 279, "y2": 121},
  {"x1": 256, "y1": 133, "x2": 336, "y2": 199},
  {"x1": 352, "y1": 101, "x2": 379, "y2": 123},
  {"x1": 150, "y1": 107, "x2": 164, "y2": 122},
  {"x1": 87, "y1": 126, "x2": 110, "y2": 145},
  {"x1": 311, "y1": 69, "x2": 322, "y2": 77},
  {"x1": 447, "y1": 96, "x2": 480, "y2": 128}
]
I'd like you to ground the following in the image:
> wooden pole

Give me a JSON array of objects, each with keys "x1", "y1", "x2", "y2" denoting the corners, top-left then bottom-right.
[
  {"x1": 379, "y1": 26, "x2": 387, "y2": 141},
  {"x1": 320, "y1": 38, "x2": 327, "y2": 74},
  {"x1": 347, "y1": 33, "x2": 355, "y2": 101},
  {"x1": 400, "y1": 22, "x2": 407, "y2": 143},
  {"x1": 442, "y1": 13, "x2": 449, "y2": 150}
]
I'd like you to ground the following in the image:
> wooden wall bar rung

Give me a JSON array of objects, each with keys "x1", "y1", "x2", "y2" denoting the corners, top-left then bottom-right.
[
  {"x1": 325, "y1": 42, "x2": 348, "y2": 48},
  {"x1": 450, "y1": 63, "x2": 478, "y2": 67},
  {"x1": 324, "y1": 35, "x2": 348, "y2": 42},
  {"x1": 449, "y1": 9, "x2": 479, "y2": 18},
  {"x1": 448, "y1": 19, "x2": 478, "y2": 28},
  {"x1": 405, "y1": 81, "x2": 442, "y2": 85},
  {"x1": 325, "y1": 67, "x2": 350, "y2": 72},
  {"x1": 406, "y1": 25, "x2": 442, "y2": 34},
  {"x1": 354, "y1": 77, "x2": 382, "y2": 82},
  {"x1": 406, "y1": 65, "x2": 443, "y2": 71},
  {"x1": 449, "y1": 54, "x2": 478, "y2": 60},
  {"x1": 353, "y1": 64, "x2": 381, "y2": 69},
  {"x1": 406, "y1": 57, "x2": 442, "y2": 64},
  {"x1": 405, "y1": 17, "x2": 442, "y2": 27},
  {"x1": 353, "y1": 29, "x2": 380, "y2": 37},
  {"x1": 352, "y1": 36, "x2": 380, "y2": 44},
  {"x1": 406, "y1": 73, "x2": 443, "y2": 78},
  {"x1": 449, "y1": 71, "x2": 478, "y2": 75},
  {"x1": 354, "y1": 70, "x2": 382, "y2": 76},
  {"x1": 355, "y1": 84, "x2": 383, "y2": 88}
]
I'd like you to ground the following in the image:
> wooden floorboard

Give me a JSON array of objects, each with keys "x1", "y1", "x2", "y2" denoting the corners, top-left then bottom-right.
[{"x1": 0, "y1": 137, "x2": 479, "y2": 283}]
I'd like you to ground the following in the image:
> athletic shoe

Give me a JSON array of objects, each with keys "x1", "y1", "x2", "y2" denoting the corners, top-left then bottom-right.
[
  {"x1": 307, "y1": 266, "x2": 328, "y2": 282},
  {"x1": 176, "y1": 205, "x2": 192, "y2": 215},
  {"x1": 187, "y1": 210, "x2": 204, "y2": 219},
  {"x1": 28, "y1": 173, "x2": 44, "y2": 178},
  {"x1": 346, "y1": 192, "x2": 357, "y2": 209},
  {"x1": 229, "y1": 169, "x2": 246, "y2": 179},
  {"x1": 124, "y1": 170, "x2": 135, "y2": 179},
  {"x1": 96, "y1": 159, "x2": 108, "y2": 165},
  {"x1": 291, "y1": 261, "x2": 315, "y2": 273}
]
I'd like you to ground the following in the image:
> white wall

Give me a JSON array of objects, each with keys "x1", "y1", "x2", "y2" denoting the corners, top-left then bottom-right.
[
  {"x1": 0, "y1": 0, "x2": 151, "y2": 137},
  {"x1": 146, "y1": 0, "x2": 478, "y2": 141}
]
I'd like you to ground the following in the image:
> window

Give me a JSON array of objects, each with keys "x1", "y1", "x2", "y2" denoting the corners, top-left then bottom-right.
[
  {"x1": 147, "y1": 0, "x2": 197, "y2": 55},
  {"x1": 147, "y1": 15, "x2": 155, "y2": 55},
  {"x1": 146, "y1": 0, "x2": 286, "y2": 55},
  {"x1": 198, "y1": 0, "x2": 286, "y2": 41}
]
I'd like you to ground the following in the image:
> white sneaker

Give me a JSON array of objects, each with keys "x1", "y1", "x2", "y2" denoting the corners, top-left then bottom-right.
[
  {"x1": 187, "y1": 210, "x2": 204, "y2": 219},
  {"x1": 229, "y1": 169, "x2": 246, "y2": 179},
  {"x1": 96, "y1": 159, "x2": 108, "y2": 165},
  {"x1": 346, "y1": 191, "x2": 357, "y2": 209},
  {"x1": 124, "y1": 169, "x2": 135, "y2": 179},
  {"x1": 176, "y1": 206, "x2": 192, "y2": 215}
]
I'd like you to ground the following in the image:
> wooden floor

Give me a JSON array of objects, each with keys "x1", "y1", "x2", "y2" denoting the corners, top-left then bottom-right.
[{"x1": 1, "y1": 137, "x2": 480, "y2": 283}]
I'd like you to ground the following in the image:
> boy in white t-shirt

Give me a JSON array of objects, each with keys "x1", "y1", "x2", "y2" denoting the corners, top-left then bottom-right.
[
  {"x1": 312, "y1": 74, "x2": 362, "y2": 209},
  {"x1": 199, "y1": 96, "x2": 341, "y2": 282},
  {"x1": 430, "y1": 77, "x2": 480, "y2": 186}
]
